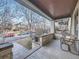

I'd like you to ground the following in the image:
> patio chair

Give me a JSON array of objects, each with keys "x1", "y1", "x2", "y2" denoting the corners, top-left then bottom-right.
[
  {"x1": 70, "y1": 39, "x2": 79, "y2": 55},
  {"x1": 60, "y1": 33, "x2": 76, "y2": 51}
]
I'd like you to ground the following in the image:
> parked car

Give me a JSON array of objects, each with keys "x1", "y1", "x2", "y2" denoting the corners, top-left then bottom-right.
[
  {"x1": 18, "y1": 32, "x2": 35, "y2": 36},
  {"x1": 3, "y1": 32, "x2": 15, "y2": 38},
  {"x1": 18, "y1": 32, "x2": 29, "y2": 36}
]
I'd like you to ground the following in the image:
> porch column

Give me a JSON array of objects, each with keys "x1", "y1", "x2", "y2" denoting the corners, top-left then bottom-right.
[
  {"x1": 71, "y1": 15, "x2": 75, "y2": 35},
  {"x1": 68, "y1": 18, "x2": 71, "y2": 33},
  {"x1": 50, "y1": 20, "x2": 55, "y2": 33},
  {"x1": 78, "y1": 9, "x2": 79, "y2": 39}
]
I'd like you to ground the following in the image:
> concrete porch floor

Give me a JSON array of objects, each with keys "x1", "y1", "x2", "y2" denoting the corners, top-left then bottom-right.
[{"x1": 26, "y1": 40, "x2": 79, "y2": 59}]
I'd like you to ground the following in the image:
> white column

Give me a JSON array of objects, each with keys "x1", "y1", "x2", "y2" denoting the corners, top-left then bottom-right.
[
  {"x1": 50, "y1": 20, "x2": 55, "y2": 33},
  {"x1": 68, "y1": 18, "x2": 71, "y2": 33},
  {"x1": 78, "y1": 9, "x2": 79, "y2": 39},
  {"x1": 71, "y1": 15, "x2": 75, "y2": 35}
]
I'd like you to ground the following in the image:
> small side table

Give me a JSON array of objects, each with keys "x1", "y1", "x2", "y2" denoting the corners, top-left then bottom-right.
[
  {"x1": 0, "y1": 43, "x2": 13, "y2": 59},
  {"x1": 39, "y1": 33, "x2": 54, "y2": 46}
]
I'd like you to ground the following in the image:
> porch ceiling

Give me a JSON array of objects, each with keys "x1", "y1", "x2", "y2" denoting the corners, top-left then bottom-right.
[{"x1": 29, "y1": 0, "x2": 78, "y2": 19}]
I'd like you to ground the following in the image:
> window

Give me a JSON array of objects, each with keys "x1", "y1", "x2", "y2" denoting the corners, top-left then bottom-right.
[{"x1": 0, "y1": 0, "x2": 52, "y2": 44}]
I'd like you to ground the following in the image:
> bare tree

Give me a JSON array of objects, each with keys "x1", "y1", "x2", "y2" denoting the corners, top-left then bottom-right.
[{"x1": 0, "y1": 7, "x2": 13, "y2": 32}]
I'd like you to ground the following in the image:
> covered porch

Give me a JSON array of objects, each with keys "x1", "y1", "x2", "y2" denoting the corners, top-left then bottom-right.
[{"x1": 0, "y1": 0, "x2": 79, "y2": 59}]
